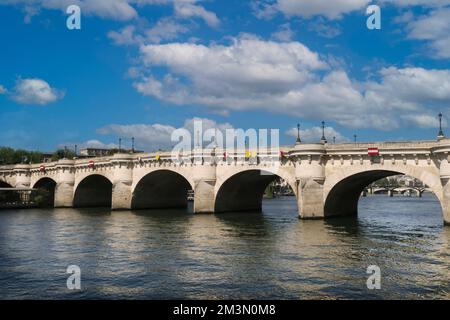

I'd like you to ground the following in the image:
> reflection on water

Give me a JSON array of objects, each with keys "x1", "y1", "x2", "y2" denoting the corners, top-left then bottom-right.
[{"x1": 0, "y1": 193, "x2": 448, "y2": 299}]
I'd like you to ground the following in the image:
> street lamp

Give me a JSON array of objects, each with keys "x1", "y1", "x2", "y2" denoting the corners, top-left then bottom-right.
[
  {"x1": 438, "y1": 113, "x2": 445, "y2": 140},
  {"x1": 132, "y1": 137, "x2": 135, "y2": 153},
  {"x1": 119, "y1": 138, "x2": 122, "y2": 153},
  {"x1": 296, "y1": 123, "x2": 301, "y2": 144},
  {"x1": 354, "y1": 134, "x2": 357, "y2": 144},
  {"x1": 320, "y1": 121, "x2": 327, "y2": 144}
]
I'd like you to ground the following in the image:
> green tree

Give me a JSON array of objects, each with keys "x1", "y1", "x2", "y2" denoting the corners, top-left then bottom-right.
[{"x1": 0, "y1": 147, "x2": 43, "y2": 164}]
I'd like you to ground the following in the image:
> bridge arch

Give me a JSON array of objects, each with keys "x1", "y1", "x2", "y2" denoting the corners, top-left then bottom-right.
[
  {"x1": 32, "y1": 177, "x2": 57, "y2": 207},
  {"x1": 214, "y1": 169, "x2": 297, "y2": 213},
  {"x1": 324, "y1": 166, "x2": 443, "y2": 218},
  {"x1": 73, "y1": 174, "x2": 113, "y2": 208},
  {"x1": 131, "y1": 169, "x2": 194, "y2": 210}
]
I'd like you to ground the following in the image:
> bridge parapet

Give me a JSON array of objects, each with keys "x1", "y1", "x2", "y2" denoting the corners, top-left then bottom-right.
[{"x1": 326, "y1": 140, "x2": 442, "y2": 150}]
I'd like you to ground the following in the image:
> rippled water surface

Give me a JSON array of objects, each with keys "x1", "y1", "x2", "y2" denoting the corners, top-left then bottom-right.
[{"x1": 0, "y1": 194, "x2": 449, "y2": 299}]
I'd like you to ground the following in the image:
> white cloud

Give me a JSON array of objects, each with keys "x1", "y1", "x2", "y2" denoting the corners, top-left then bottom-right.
[
  {"x1": 2, "y1": 0, "x2": 220, "y2": 26},
  {"x1": 106, "y1": 1, "x2": 215, "y2": 47},
  {"x1": 1, "y1": 0, "x2": 138, "y2": 21},
  {"x1": 96, "y1": 117, "x2": 234, "y2": 150},
  {"x1": 145, "y1": 17, "x2": 190, "y2": 43},
  {"x1": 108, "y1": 25, "x2": 141, "y2": 46},
  {"x1": 367, "y1": 67, "x2": 450, "y2": 104},
  {"x1": 81, "y1": 139, "x2": 118, "y2": 149},
  {"x1": 130, "y1": 36, "x2": 450, "y2": 130},
  {"x1": 183, "y1": 117, "x2": 233, "y2": 132},
  {"x1": 286, "y1": 126, "x2": 349, "y2": 143},
  {"x1": 97, "y1": 123, "x2": 176, "y2": 150},
  {"x1": 108, "y1": 18, "x2": 191, "y2": 46},
  {"x1": 136, "y1": 35, "x2": 327, "y2": 105},
  {"x1": 271, "y1": 23, "x2": 294, "y2": 42},
  {"x1": 381, "y1": 0, "x2": 450, "y2": 7},
  {"x1": 401, "y1": 114, "x2": 445, "y2": 129},
  {"x1": 11, "y1": 78, "x2": 64, "y2": 105},
  {"x1": 0, "y1": 85, "x2": 6, "y2": 94},
  {"x1": 174, "y1": 0, "x2": 220, "y2": 27},
  {"x1": 275, "y1": 0, "x2": 370, "y2": 19},
  {"x1": 252, "y1": 1, "x2": 450, "y2": 54},
  {"x1": 253, "y1": 0, "x2": 450, "y2": 20},
  {"x1": 82, "y1": 0, "x2": 138, "y2": 20},
  {"x1": 403, "y1": 8, "x2": 450, "y2": 59},
  {"x1": 307, "y1": 18, "x2": 342, "y2": 38}
]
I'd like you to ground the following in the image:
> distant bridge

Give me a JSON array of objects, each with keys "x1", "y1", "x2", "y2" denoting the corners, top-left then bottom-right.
[
  {"x1": 1, "y1": 139, "x2": 450, "y2": 225},
  {"x1": 365, "y1": 186, "x2": 431, "y2": 197}
]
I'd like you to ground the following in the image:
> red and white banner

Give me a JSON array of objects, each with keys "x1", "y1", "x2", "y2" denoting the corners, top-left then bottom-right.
[
  {"x1": 39, "y1": 165, "x2": 45, "y2": 172},
  {"x1": 368, "y1": 147, "x2": 379, "y2": 156},
  {"x1": 88, "y1": 160, "x2": 95, "y2": 168}
]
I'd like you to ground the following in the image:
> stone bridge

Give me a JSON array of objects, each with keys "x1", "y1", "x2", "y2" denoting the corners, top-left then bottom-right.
[{"x1": 2, "y1": 139, "x2": 450, "y2": 225}]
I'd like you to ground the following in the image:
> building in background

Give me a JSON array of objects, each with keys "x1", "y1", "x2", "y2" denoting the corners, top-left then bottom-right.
[
  {"x1": 79, "y1": 148, "x2": 111, "y2": 157},
  {"x1": 79, "y1": 147, "x2": 143, "y2": 157}
]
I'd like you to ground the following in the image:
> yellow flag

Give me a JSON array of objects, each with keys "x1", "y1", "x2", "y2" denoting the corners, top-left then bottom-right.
[
  {"x1": 155, "y1": 154, "x2": 160, "y2": 161},
  {"x1": 245, "y1": 150, "x2": 251, "y2": 158}
]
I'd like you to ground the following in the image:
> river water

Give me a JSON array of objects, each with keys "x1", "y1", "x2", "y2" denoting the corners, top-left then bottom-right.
[{"x1": 0, "y1": 193, "x2": 448, "y2": 299}]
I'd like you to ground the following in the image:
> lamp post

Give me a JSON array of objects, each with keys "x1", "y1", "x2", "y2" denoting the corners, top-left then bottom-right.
[
  {"x1": 119, "y1": 138, "x2": 122, "y2": 153},
  {"x1": 320, "y1": 121, "x2": 327, "y2": 144},
  {"x1": 354, "y1": 134, "x2": 357, "y2": 144},
  {"x1": 296, "y1": 123, "x2": 301, "y2": 144},
  {"x1": 132, "y1": 137, "x2": 135, "y2": 153},
  {"x1": 438, "y1": 113, "x2": 445, "y2": 140}
]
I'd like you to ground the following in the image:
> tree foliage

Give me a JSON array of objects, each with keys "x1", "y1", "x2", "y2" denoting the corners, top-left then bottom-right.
[{"x1": 0, "y1": 147, "x2": 43, "y2": 165}]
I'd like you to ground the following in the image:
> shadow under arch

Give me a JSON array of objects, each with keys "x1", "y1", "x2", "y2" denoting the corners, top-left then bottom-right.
[
  {"x1": 0, "y1": 180, "x2": 16, "y2": 206},
  {"x1": 132, "y1": 170, "x2": 193, "y2": 210},
  {"x1": 215, "y1": 169, "x2": 297, "y2": 213},
  {"x1": 74, "y1": 174, "x2": 113, "y2": 208},
  {"x1": 324, "y1": 170, "x2": 442, "y2": 218},
  {"x1": 0, "y1": 180, "x2": 12, "y2": 188},
  {"x1": 33, "y1": 177, "x2": 57, "y2": 207}
]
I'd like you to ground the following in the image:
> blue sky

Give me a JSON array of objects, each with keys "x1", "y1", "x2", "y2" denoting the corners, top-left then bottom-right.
[{"x1": 0, "y1": 0, "x2": 450, "y2": 152}]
